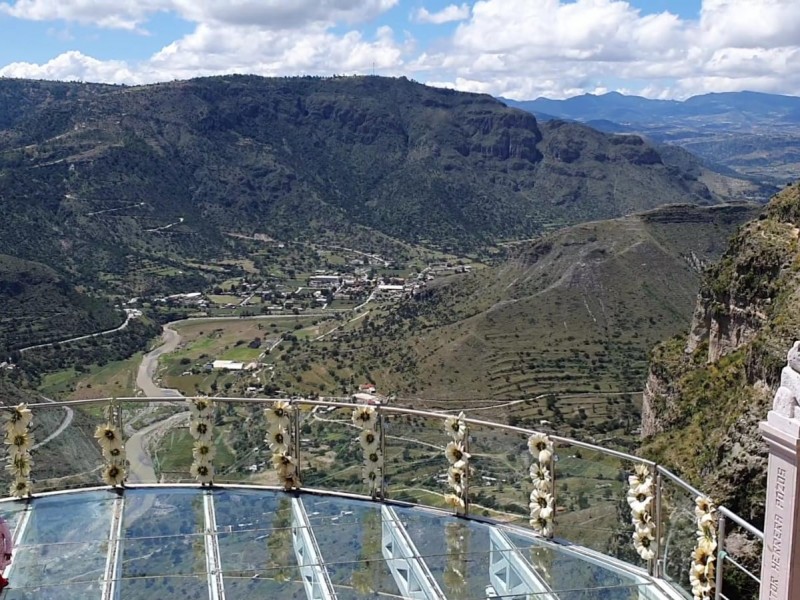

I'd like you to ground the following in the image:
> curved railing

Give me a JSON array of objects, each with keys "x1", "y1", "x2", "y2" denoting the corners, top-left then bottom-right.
[{"x1": 2, "y1": 396, "x2": 764, "y2": 599}]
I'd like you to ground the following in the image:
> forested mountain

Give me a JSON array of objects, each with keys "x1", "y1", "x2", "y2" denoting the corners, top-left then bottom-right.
[{"x1": 0, "y1": 75, "x2": 722, "y2": 290}]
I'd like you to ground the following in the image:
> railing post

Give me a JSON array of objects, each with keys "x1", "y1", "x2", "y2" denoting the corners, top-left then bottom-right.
[
  {"x1": 654, "y1": 468, "x2": 663, "y2": 578},
  {"x1": 292, "y1": 399, "x2": 301, "y2": 486},
  {"x1": 379, "y1": 407, "x2": 386, "y2": 501},
  {"x1": 550, "y1": 444, "x2": 556, "y2": 535},
  {"x1": 462, "y1": 421, "x2": 470, "y2": 516},
  {"x1": 715, "y1": 512, "x2": 726, "y2": 600}
]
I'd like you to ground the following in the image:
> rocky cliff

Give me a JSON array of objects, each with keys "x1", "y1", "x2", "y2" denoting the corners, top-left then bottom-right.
[{"x1": 641, "y1": 182, "x2": 800, "y2": 525}]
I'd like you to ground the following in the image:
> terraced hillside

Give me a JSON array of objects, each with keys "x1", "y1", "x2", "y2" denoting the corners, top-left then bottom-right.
[{"x1": 265, "y1": 204, "x2": 758, "y2": 432}]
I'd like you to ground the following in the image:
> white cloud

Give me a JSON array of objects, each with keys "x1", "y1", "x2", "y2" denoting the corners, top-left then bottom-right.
[
  {"x1": 414, "y1": 3, "x2": 469, "y2": 24},
  {"x1": 0, "y1": 50, "x2": 134, "y2": 83},
  {"x1": 3, "y1": 0, "x2": 800, "y2": 99},
  {"x1": 415, "y1": 0, "x2": 800, "y2": 99},
  {"x1": 0, "y1": 0, "x2": 399, "y2": 30}
]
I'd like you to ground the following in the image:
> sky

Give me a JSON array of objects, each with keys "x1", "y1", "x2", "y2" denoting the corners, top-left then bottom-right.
[{"x1": 0, "y1": 0, "x2": 799, "y2": 100}]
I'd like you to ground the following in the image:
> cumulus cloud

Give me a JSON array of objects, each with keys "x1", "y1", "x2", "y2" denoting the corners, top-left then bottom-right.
[
  {"x1": 0, "y1": 0, "x2": 399, "y2": 30},
  {"x1": 418, "y1": 0, "x2": 800, "y2": 98},
  {"x1": 414, "y1": 3, "x2": 470, "y2": 24},
  {"x1": 0, "y1": 50, "x2": 134, "y2": 83},
  {"x1": 3, "y1": 0, "x2": 800, "y2": 99}
]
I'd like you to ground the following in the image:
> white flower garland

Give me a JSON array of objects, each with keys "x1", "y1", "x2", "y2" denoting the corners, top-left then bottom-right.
[
  {"x1": 5, "y1": 404, "x2": 33, "y2": 498},
  {"x1": 690, "y1": 496, "x2": 717, "y2": 600},
  {"x1": 627, "y1": 464, "x2": 655, "y2": 561},
  {"x1": 444, "y1": 412, "x2": 468, "y2": 514},
  {"x1": 189, "y1": 397, "x2": 215, "y2": 485},
  {"x1": 528, "y1": 432, "x2": 554, "y2": 537},
  {"x1": 353, "y1": 405, "x2": 383, "y2": 498},
  {"x1": 94, "y1": 402, "x2": 126, "y2": 488},
  {"x1": 267, "y1": 400, "x2": 298, "y2": 490}
]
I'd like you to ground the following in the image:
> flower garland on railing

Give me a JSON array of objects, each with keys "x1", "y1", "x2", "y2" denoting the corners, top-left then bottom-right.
[
  {"x1": 352, "y1": 405, "x2": 382, "y2": 498},
  {"x1": 528, "y1": 432, "x2": 555, "y2": 537},
  {"x1": 5, "y1": 404, "x2": 33, "y2": 498},
  {"x1": 627, "y1": 464, "x2": 655, "y2": 561},
  {"x1": 444, "y1": 412, "x2": 468, "y2": 514},
  {"x1": 94, "y1": 402, "x2": 126, "y2": 488},
  {"x1": 189, "y1": 397, "x2": 215, "y2": 485},
  {"x1": 267, "y1": 400, "x2": 298, "y2": 490},
  {"x1": 690, "y1": 496, "x2": 717, "y2": 600}
]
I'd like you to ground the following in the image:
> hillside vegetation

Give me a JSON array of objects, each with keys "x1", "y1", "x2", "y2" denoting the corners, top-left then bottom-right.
[
  {"x1": 265, "y1": 203, "x2": 757, "y2": 436},
  {"x1": 0, "y1": 254, "x2": 119, "y2": 357},
  {"x1": 642, "y1": 183, "x2": 800, "y2": 524},
  {"x1": 0, "y1": 75, "x2": 720, "y2": 294}
]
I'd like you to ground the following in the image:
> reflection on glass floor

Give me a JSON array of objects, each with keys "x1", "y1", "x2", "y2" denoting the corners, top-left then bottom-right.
[{"x1": 0, "y1": 487, "x2": 677, "y2": 599}]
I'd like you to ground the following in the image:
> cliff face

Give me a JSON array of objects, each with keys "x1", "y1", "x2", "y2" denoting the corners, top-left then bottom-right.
[{"x1": 641, "y1": 183, "x2": 800, "y2": 524}]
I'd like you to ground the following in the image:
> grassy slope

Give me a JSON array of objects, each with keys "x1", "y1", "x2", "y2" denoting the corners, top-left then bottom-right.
[{"x1": 268, "y1": 204, "x2": 757, "y2": 431}]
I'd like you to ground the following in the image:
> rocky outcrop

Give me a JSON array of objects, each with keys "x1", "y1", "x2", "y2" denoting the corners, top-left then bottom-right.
[{"x1": 640, "y1": 182, "x2": 800, "y2": 524}]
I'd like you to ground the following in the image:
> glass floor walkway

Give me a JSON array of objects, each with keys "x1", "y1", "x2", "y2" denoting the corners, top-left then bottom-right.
[{"x1": 0, "y1": 486, "x2": 684, "y2": 599}]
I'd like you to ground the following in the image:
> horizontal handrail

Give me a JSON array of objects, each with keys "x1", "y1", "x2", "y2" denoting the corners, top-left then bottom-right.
[
  {"x1": 719, "y1": 506, "x2": 764, "y2": 541},
  {"x1": 4, "y1": 394, "x2": 762, "y2": 543},
  {"x1": 656, "y1": 465, "x2": 706, "y2": 499},
  {"x1": 721, "y1": 553, "x2": 761, "y2": 584}
]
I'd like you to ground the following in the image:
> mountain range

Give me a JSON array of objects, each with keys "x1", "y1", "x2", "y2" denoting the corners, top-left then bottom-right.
[
  {"x1": 0, "y1": 76, "x2": 735, "y2": 284},
  {"x1": 503, "y1": 90, "x2": 800, "y2": 185}
]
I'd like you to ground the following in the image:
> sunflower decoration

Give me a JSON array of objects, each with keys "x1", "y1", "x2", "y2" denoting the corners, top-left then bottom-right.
[
  {"x1": 188, "y1": 397, "x2": 216, "y2": 486},
  {"x1": 444, "y1": 412, "x2": 468, "y2": 514},
  {"x1": 627, "y1": 463, "x2": 655, "y2": 561},
  {"x1": 94, "y1": 406, "x2": 127, "y2": 489},
  {"x1": 4, "y1": 404, "x2": 34, "y2": 499},
  {"x1": 528, "y1": 432, "x2": 555, "y2": 537},
  {"x1": 266, "y1": 401, "x2": 298, "y2": 490},
  {"x1": 353, "y1": 404, "x2": 382, "y2": 498},
  {"x1": 690, "y1": 495, "x2": 718, "y2": 600}
]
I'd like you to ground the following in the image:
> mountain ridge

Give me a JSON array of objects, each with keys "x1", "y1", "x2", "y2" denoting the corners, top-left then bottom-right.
[{"x1": 503, "y1": 90, "x2": 800, "y2": 185}]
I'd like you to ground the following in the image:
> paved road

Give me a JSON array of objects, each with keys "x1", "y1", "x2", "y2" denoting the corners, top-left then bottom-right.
[
  {"x1": 31, "y1": 396, "x2": 74, "y2": 451},
  {"x1": 19, "y1": 312, "x2": 133, "y2": 354}
]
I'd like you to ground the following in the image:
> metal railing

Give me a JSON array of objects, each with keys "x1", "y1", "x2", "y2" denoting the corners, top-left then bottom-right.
[{"x1": 2, "y1": 395, "x2": 764, "y2": 598}]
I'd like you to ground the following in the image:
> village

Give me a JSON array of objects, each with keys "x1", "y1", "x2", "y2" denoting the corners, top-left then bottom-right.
[{"x1": 126, "y1": 244, "x2": 476, "y2": 402}]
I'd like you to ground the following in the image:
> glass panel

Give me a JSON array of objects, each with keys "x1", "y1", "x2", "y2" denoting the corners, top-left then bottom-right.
[
  {"x1": 7, "y1": 491, "x2": 114, "y2": 592},
  {"x1": 0, "y1": 500, "x2": 32, "y2": 537},
  {"x1": 118, "y1": 576, "x2": 208, "y2": 599},
  {"x1": 2, "y1": 580, "x2": 102, "y2": 599},
  {"x1": 383, "y1": 411, "x2": 444, "y2": 507},
  {"x1": 119, "y1": 489, "x2": 206, "y2": 595},
  {"x1": 300, "y1": 495, "x2": 399, "y2": 598},
  {"x1": 467, "y1": 423, "x2": 529, "y2": 524},
  {"x1": 553, "y1": 444, "x2": 648, "y2": 569},
  {"x1": 300, "y1": 406, "x2": 365, "y2": 495},
  {"x1": 659, "y1": 478, "x2": 697, "y2": 596},
  {"x1": 213, "y1": 488, "x2": 300, "y2": 588}
]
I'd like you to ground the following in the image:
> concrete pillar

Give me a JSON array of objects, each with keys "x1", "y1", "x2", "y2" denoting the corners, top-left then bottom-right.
[{"x1": 759, "y1": 341, "x2": 800, "y2": 600}]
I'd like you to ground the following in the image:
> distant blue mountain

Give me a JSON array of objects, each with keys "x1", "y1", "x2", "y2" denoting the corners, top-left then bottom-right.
[
  {"x1": 501, "y1": 90, "x2": 800, "y2": 125},
  {"x1": 500, "y1": 91, "x2": 800, "y2": 184}
]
